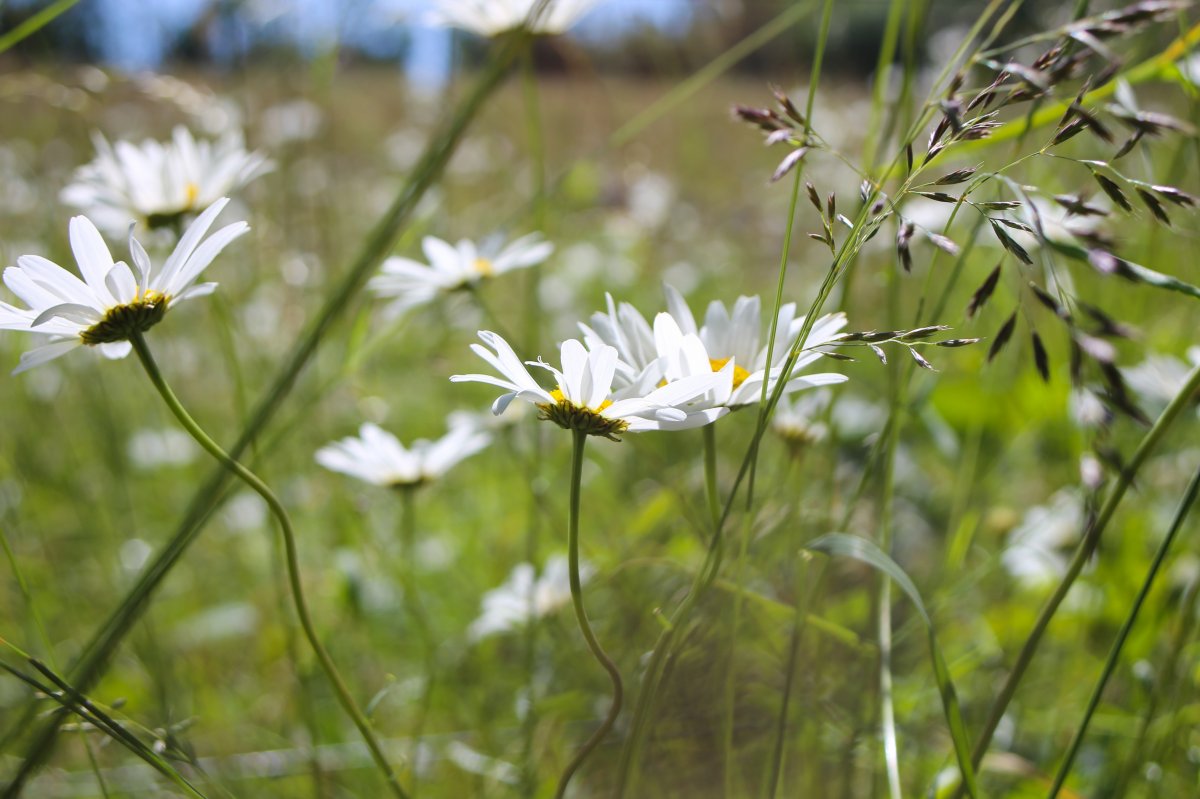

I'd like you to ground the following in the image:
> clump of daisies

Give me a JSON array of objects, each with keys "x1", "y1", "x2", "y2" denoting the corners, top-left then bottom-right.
[
  {"x1": 370, "y1": 233, "x2": 551, "y2": 317},
  {"x1": 452, "y1": 332, "x2": 730, "y2": 440},
  {"x1": 579, "y1": 284, "x2": 850, "y2": 409},
  {"x1": 426, "y1": 0, "x2": 600, "y2": 37},
  {"x1": 61, "y1": 126, "x2": 271, "y2": 235},
  {"x1": 0, "y1": 198, "x2": 247, "y2": 373},
  {"x1": 316, "y1": 416, "x2": 492, "y2": 489}
]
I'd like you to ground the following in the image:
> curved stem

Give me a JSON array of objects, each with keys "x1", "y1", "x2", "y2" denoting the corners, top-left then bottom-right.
[
  {"x1": 554, "y1": 430, "x2": 623, "y2": 799},
  {"x1": 128, "y1": 332, "x2": 409, "y2": 799},
  {"x1": 1048, "y1": 460, "x2": 1200, "y2": 796},
  {"x1": 3, "y1": 43, "x2": 522, "y2": 796},
  {"x1": 963, "y1": 362, "x2": 1200, "y2": 781}
]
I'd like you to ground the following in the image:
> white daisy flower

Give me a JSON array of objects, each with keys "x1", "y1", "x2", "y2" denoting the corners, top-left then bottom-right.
[
  {"x1": 61, "y1": 126, "x2": 272, "y2": 235},
  {"x1": 450, "y1": 331, "x2": 730, "y2": 439},
  {"x1": 427, "y1": 0, "x2": 600, "y2": 37},
  {"x1": 315, "y1": 416, "x2": 491, "y2": 488},
  {"x1": 0, "y1": 198, "x2": 248, "y2": 373},
  {"x1": 370, "y1": 233, "x2": 552, "y2": 316},
  {"x1": 582, "y1": 284, "x2": 849, "y2": 408},
  {"x1": 469, "y1": 554, "x2": 592, "y2": 639}
]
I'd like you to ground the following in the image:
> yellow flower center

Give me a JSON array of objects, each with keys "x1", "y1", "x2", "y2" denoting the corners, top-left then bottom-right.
[
  {"x1": 80, "y1": 291, "x2": 171, "y2": 345},
  {"x1": 185, "y1": 182, "x2": 199, "y2": 208},
  {"x1": 473, "y1": 257, "x2": 494, "y2": 276},
  {"x1": 539, "y1": 388, "x2": 625, "y2": 439},
  {"x1": 549, "y1": 388, "x2": 613, "y2": 411},
  {"x1": 710, "y1": 357, "x2": 751, "y2": 388}
]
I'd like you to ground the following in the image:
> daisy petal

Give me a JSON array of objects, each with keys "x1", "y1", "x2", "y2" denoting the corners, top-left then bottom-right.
[{"x1": 13, "y1": 339, "x2": 80, "y2": 374}]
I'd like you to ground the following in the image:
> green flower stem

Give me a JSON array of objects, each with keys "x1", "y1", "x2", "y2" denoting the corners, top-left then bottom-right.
[
  {"x1": 3, "y1": 37, "x2": 523, "y2": 796},
  {"x1": 1048, "y1": 460, "x2": 1200, "y2": 797},
  {"x1": 554, "y1": 430, "x2": 623, "y2": 799},
  {"x1": 703, "y1": 424, "x2": 721, "y2": 531},
  {"x1": 962, "y1": 362, "x2": 1200, "y2": 785},
  {"x1": 128, "y1": 332, "x2": 408, "y2": 799}
]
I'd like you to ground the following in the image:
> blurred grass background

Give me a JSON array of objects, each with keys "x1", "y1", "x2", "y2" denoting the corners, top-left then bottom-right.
[{"x1": 1, "y1": 2, "x2": 1199, "y2": 796}]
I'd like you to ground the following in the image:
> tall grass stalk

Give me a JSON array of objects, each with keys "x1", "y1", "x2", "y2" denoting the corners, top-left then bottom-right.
[
  {"x1": 720, "y1": 2, "x2": 835, "y2": 785},
  {"x1": 1, "y1": 36, "x2": 526, "y2": 794},
  {"x1": 0, "y1": 0, "x2": 82, "y2": 54},
  {"x1": 608, "y1": 0, "x2": 819, "y2": 148},
  {"x1": 0, "y1": 643, "x2": 204, "y2": 798},
  {"x1": 0, "y1": 529, "x2": 111, "y2": 796},
  {"x1": 1111, "y1": 580, "x2": 1199, "y2": 797},
  {"x1": 1048, "y1": 462, "x2": 1200, "y2": 795},
  {"x1": 964, "y1": 363, "x2": 1200, "y2": 781},
  {"x1": 877, "y1": 262, "x2": 905, "y2": 799}
]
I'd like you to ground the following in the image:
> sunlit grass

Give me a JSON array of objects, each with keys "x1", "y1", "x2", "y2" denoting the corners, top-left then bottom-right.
[{"x1": 2, "y1": 3, "x2": 1200, "y2": 798}]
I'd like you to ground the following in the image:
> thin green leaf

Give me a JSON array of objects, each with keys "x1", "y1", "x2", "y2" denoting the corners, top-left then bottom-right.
[
  {"x1": 804, "y1": 533, "x2": 979, "y2": 798},
  {"x1": 0, "y1": 0, "x2": 83, "y2": 54}
]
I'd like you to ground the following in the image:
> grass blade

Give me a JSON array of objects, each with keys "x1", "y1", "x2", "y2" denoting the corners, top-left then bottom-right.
[{"x1": 805, "y1": 533, "x2": 980, "y2": 798}]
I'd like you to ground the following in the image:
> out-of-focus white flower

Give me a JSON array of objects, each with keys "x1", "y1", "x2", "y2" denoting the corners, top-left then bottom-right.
[
  {"x1": 469, "y1": 554, "x2": 592, "y2": 639},
  {"x1": 0, "y1": 199, "x2": 248, "y2": 373},
  {"x1": 1001, "y1": 490, "x2": 1084, "y2": 589},
  {"x1": 451, "y1": 331, "x2": 729, "y2": 439},
  {"x1": 581, "y1": 285, "x2": 848, "y2": 408},
  {"x1": 625, "y1": 170, "x2": 674, "y2": 230},
  {"x1": 444, "y1": 741, "x2": 520, "y2": 785},
  {"x1": 222, "y1": 491, "x2": 268, "y2": 533},
  {"x1": 772, "y1": 391, "x2": 829, "y2": 449},
  {"x1": 427, "y1": 0, "x2": 600, "y2": 36},
  {"x1": 127, "y1": 427, "x2": 197, "y2": 470},
  {"x1": 259, "y1": 99, "x2": 323, "y2": 147},
  {"x1": 1123, "y1": 348, "x2": 1200, "y2": 412},
  {"x1": 1069, "y1": 387, "x2": 1111, "y2": 429},
  {"x1": 316, "y1": 416, "x2": 491, "y2": 488},
  {"x1": 173, "y1": 602, "x2": 260, "y2": 648},
  {"x1": 61, "y1": 126, "x2": 271, "y2": 235},
  {"x1": 903, "y1": 196, "x2": 1106, "y2": 253},
  {"x1": 371, "y1": 234, "x2": 552, "y2": 316},
  {"x1": 824, "y1": 394, "x2": 885, "y2": 440}
]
